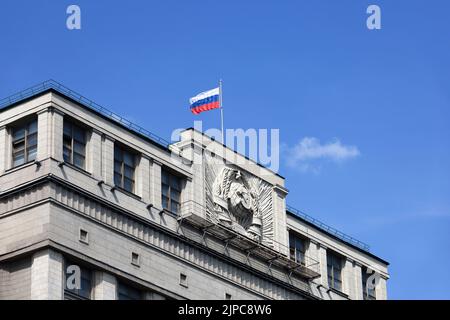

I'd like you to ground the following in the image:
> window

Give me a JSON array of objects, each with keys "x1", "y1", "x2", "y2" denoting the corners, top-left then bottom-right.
[
  {"x1": 162, "y1": 169, "x2": 182, "y2": 214},
  {"x1": 63, "y1": 120, "x2": 86, "y2": 169},
  {"x1": 64, "y1": 261, "x2": 93, "y2": 300},
  {"x1": 362, "y1": 266, "x2": 377, "y2": 300},
  {"x1": 327, "y1": 251, "x2": 343, "y2": 291},
  {"x1": 179, "y1": 273, "x2": 188, "y2": 287},
  {"x1": 289, "y1": 232, "x2": 306, "y2": 265},
  {"x1": 79, "y1": 229, "x2": 89, "y2": 244},
  {"x1": 114, "y1": 145, "x2": 136, "y2": 193},
  {"x1": 118, "y1": 282, "x2": 143, "y2": 300},
  {"x1": 11, "y1": 118, "x2": 37, "y2": 167},
  {"x1": 131, "y1": 252, "x2": 140, "y2": 266}
]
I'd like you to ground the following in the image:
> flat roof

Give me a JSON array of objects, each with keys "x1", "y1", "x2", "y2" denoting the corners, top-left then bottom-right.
[
  {"x1": 0, "y1": 80, "x2": 172, "y2": 153},
  {"x1": 286, "y1": 209, "x2": 389, "y2": 266},
  {"x1": 1, "y1": 80, "x2": 388, "y2": 266}
]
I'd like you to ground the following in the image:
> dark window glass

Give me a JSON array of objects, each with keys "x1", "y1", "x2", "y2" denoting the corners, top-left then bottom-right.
[
  {"x1": 114, "y1": 145, "x2": 136, "y2": 193},
  {"x1": 63, "y1": 121, "x2": 86, "y2": 169},
  {"x1": 12, "y1": 119, "x2": 37, "y2": 167},
  {"x1": 161, "y1": 170, "x2": 182, "y2": 214},
  {"x1": 327, "y1": 251, "x2": 343, "y2": 291},
  {"x1": 289, "y1": 232, "x2": 306, "y2": 265},
  {"x1": 64, "y1": 262, "x2": 92, "y2": 300},
  {"x1": 118, "y1": 282, "x2": 142, "y2": 300},
  {"x1": 362, "y1": 266, "x2": 377, "y2": 300}
]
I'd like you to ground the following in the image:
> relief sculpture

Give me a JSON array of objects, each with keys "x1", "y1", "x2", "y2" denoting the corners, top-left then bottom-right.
[{"x1": 205, "y1": 155, "x2": 274, "y2": 247}]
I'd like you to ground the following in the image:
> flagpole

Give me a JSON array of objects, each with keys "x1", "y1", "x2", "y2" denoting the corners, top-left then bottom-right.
[{"x1": 219, "y1": 79, "x2": 224, "y2": 144}]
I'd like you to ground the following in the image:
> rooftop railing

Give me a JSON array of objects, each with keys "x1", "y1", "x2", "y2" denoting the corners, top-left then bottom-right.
[
  {"x1": 0, "y1": 79, "x2": 171, "y2": 148},
  {"x1": 0, "y1": 80, "x2": 371, "y2": 253},
  {"x1": 286, "y1": 205, "x2": 370, "y2": 252}
]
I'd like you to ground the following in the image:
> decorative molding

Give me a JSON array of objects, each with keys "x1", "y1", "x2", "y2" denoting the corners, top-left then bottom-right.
[
  {"x1": 152, "y1": 159, "x2": 163, "y2": 167},
  {"x1": 204, "y1": 154, "x2": 274, "y2": 248},
  {"x1": 140, "y1": 153, "x2": 152, "y2": 161},
  {"x1": 272, "y1": 184, "x2": 288, "y2": 196},
  {"x1": 49, "y1": 106, "x2": 65, "y2": 116},
  {"x1": 0, "y1": 177, "x2": 311, "y2": 300},
  {"x1": 91, "y1": 127, "x2": 103, "y2": 135},
  {"x1": 36, "y1": 107, "x2": 51, "y2": 115},
  {"x1": 102, "y1": 134, "x2": 115, "y2": 142}
]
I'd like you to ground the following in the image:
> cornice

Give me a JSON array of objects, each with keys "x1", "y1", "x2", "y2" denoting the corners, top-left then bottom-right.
[{"x1": 0, "y1": 174, "x2": 316, "y2": 300}]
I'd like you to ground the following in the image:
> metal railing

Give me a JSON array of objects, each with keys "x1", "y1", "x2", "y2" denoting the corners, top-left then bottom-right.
[
  {"x1": 0, "y1": 79, "x2": 171, "y2": 148},
  {"x1": 0, "y1": 80, "x2": 371, "y2": 253},
  {"x1": 286, "y1": 205, "x2": 370, "y2": 252},
  {"x1": 179, "y1": 200, "x2": 321, "y2": 276}
]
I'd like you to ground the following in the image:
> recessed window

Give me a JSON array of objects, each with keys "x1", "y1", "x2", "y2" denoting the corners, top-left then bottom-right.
[
  {"x1": 131, "y1": 252, "x2": 140, "y2": 266},
  {"x1": 63, "y1": 120, "x2": 86, "y2": 169},
  {"x1": 327, "y1": 251, "x2": 343, "y2": 291},
  {"x1": 179, "y1": 273, "x2": 188, "y2": 287},
  {"x1": 114, "y1": 145, "x2": 136, "y2": 193},
  {"x1": 289, "y1": 232, "x2": 307, "y2": 265},
  {"x1": 118, "y1": 281, "x2": 143, "y2": 300},
  {"x1": 362, "y1": 266, "x2": 377, "y2": 300},
  {"x1": 79, "y1": 229, "x2": 89, "y2": 244},
  {"x1": 225, "y1": 293, "x2": 232, "y2": 300},
  {"x1": 162, "y1": 169, "x2": 182, "y2": 214},
  {"x1": 64, "y1": 260, "x2": 92, "y2": 300},
  {"x1": 11, "y1": 118, "x2": 37, "y2": 167}
]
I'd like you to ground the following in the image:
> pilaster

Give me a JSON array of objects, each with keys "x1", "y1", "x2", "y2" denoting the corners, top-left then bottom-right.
[
  {"x1": 93, "y1": 271, "x2": 117, "y2": 300},
  {"x1": 30, "y1": 249, "x2": 64, "y2": 300}
]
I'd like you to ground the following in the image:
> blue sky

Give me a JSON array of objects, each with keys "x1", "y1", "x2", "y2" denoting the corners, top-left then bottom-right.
[{"x1": 1, "y1": 0, "x2": 449, "y2": 299}]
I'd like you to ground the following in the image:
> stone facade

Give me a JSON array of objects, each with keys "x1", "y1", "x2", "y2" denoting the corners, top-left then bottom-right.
[{"x1": 0, "y1": 87, "x2": 389, "y2": 300}]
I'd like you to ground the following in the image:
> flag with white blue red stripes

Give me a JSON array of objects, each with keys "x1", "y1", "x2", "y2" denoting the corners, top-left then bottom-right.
[{"x1": 189, "y1": 87, "x2": 220, "y2": 115}]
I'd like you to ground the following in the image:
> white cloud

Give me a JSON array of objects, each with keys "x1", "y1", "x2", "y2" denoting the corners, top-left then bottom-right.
[{"x1": 286, "y1": 137, "x2": 360, "y2": 172}]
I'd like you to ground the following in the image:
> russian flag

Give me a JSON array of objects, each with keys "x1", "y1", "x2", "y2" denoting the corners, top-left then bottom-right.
[{"x1": 190, "y1": 87, "x2": 220, "y2": 115}]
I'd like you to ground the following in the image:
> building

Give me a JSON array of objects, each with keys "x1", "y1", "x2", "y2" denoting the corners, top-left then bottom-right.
[{"x1": 0, "y1": 80, "x2": 389, "y2": 300}]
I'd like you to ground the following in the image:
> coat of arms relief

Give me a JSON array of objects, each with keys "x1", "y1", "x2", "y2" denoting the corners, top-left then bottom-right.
[{"x1": 205, "y1": 155, "x2": 274, "y2": 247}]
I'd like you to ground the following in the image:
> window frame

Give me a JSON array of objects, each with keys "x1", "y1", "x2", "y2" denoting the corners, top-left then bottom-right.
[
  {"x1": 114, "y1": 144, "x2": 137, "y2": 193},
  {"x1": 63, "y1": 259, "x2": 93, "y2": 300},
  {"x1": 63, "y1": 120, "x2": 87, "y2": 169},
  {"x1": 179, "y1": 273, "x2": 188, "y2": 288},
  {"x1": 117, "y1": 281, "x2": 143, "y2": 300},
  {"x1": 327, "y1": 251, "x2": 343, "y2": 291},
  {"x1": 11, "y1": 118, "x2": 38, "y2": 168},
  {"x1": 161, "y1": 169, "x2": 182, "y2": 215},
  {"x1": 362, "y1": 266, "x2": 377, "y2": 300},
  {"x1": 289, "y1": 232, "x2": 307, "y2": 265}
]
